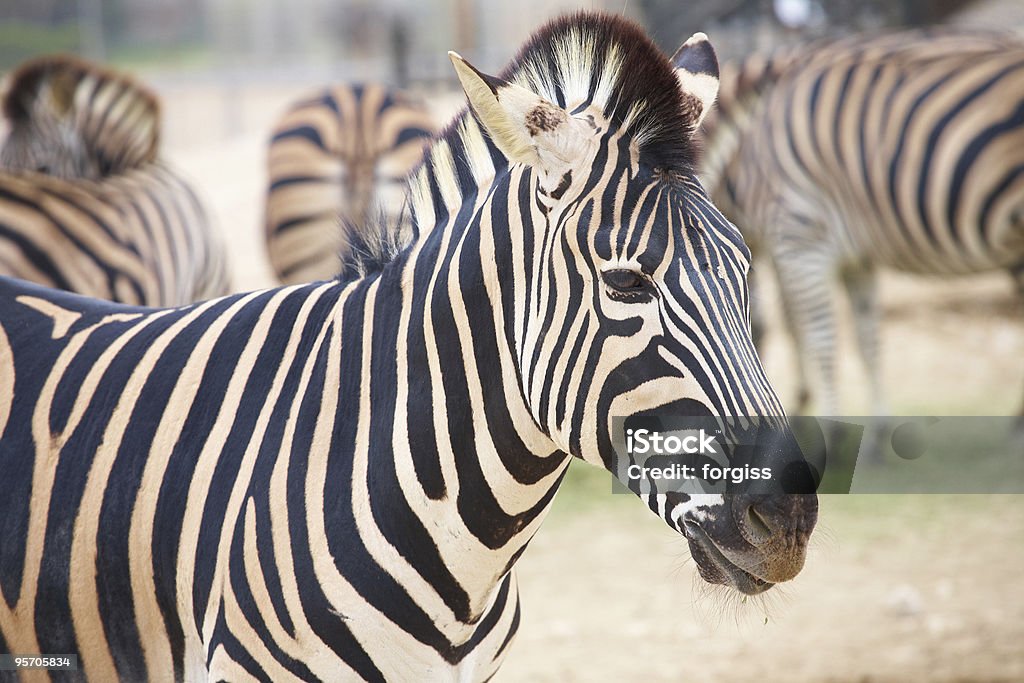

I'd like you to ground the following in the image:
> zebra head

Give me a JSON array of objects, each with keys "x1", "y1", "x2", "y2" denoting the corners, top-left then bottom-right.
[
  {"x1": 448, "y1": 17, "x2": 817, "y2": 595},
  {"x1": 1, "y1": 55, "x2": 159, "y2": 179}
]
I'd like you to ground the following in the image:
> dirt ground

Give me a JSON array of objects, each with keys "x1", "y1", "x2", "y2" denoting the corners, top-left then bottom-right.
[
  {"x1": 155, "y1": 82, "x2": 1024, "y2": 682},
  {"x1": 502, "y1": 483, "x2": 1024, "y2": 683}
]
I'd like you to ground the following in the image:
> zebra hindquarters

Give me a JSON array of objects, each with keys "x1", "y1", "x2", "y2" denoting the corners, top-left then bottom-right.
[
  {"x1": 0, "y1": 165, "x2": 228, "y2": 307},
  {"x1": 264, "y1": 117, "x2": 349, "y2": 284},
  {"x1": 264, "y1": 84, "x2": 435, "y2": 285}
]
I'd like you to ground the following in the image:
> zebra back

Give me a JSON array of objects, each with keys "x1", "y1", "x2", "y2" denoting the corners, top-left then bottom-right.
[
  {"x1": 700, "y1": 29, "x2": 1023, "y2": 228},
  {"x1": 1, "y1": 54, "x2": 160, "y2": 179},
  {"x1": 264, "y1": 83, "x2": 435, "y2": 284},
  {"x1": 711, "y1": 29, "x2": 1024, "y2": 273},
  {"x1": 0, "y1": 163, "x2": 229, "y2": 305},
  {"x1": 0, "y1": 55, "x2": 229, "y2": 305}
]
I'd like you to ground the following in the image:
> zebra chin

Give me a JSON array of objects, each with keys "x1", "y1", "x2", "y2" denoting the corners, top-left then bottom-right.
[
  {"x1": 683, "y1": 522, "x2": 776, "y2": 595},
  {"x1": 678, "y1": 492, "x2": 819, "y2": 595}
]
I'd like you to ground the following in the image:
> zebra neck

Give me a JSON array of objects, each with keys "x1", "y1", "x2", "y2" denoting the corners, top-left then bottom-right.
[
  {"x1": 406, "y1": 111, "x2": 506, "y2": 247},
  {"x1": 700, "y1": 92, "x2": 766, "y2": 205},
  {"x1": 342, "y1": 110, "x2": 577, "y2": 630},
  {"x1": 329, "y1": 261, "x2": 570, "y2": 633},
  {"x1": 701, "y1": 52, "x2": 797, "y2": 201}
]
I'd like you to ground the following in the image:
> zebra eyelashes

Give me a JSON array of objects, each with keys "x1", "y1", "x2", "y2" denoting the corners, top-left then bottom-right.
[
  {"x1": 601, "y1": 268, "x2": 654, "y2": 302},
  {"x1": 603, "y1": 269, "x2": 645, "y2": 290}
]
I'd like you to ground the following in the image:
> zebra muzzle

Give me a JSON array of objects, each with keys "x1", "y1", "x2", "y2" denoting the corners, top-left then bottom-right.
[
  {"x1": 682, "y1": 493, "x2": 817, "y2": 594},
  {"x1": 683, "y1": 519, "x2": 775, "y2": 595}
]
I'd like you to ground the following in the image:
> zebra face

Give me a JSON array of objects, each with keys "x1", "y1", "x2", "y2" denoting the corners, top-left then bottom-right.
[
  {"x1": 452, "y1": 31, "x2": 816, "y2": 595},
  {"x1": 557, "y1": 162, "x2": 818, "y2": 595}
]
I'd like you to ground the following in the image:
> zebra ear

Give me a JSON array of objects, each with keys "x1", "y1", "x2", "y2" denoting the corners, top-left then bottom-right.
[
  {"x1": 449, "y1": 51, "x2": 581, "y2": 171},
  {"x1": 670, "y1": 32, "x2": 720, "y2": 129}
]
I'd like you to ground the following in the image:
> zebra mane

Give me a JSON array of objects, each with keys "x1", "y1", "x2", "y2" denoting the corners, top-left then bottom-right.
[
  {"x1": 336, "y1": 12, "x2": 703, "y2": 282},
  {"x1": 500, "y1": 12, "x2": 700, "y2": 169},
  {"x1": 2, "y1": 54, "x2": 161, "y2": 172},
  {"x1": 335, "y1": 206, "x2": 412, "y2": 282}
]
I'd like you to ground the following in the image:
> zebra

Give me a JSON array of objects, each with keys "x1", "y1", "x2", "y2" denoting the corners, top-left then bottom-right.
[
  {"x1": 0, "y1": 13, "x2": 817, "y2": 681},
  {"x1": 0, "y1": 54, "x2": 230, "y2": 305},
  {"x1": 2, "y1": 54, "x2": 160, "y2": 179},
  {"x1": 695, "y1": 30, "x2": 1024, "y2": 439},
  {"x1": 265, "y1": 83, "x2": 435, "y2": 284}
]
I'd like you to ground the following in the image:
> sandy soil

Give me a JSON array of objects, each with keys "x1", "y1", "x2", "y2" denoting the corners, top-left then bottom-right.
[
  {"x1": 153, "y1": 82, "x2": 1023, "y2": 683},
  {"x1": 504, "y1": 492, "x2": 1024, "y2": 683}
]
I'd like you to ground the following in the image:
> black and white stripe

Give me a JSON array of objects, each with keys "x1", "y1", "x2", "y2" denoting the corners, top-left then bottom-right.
[
  {"x1": 696, "y1": 29, "x2": 1024, "y2": 421},
  {"x1": 0, "y1": 14, "x2": 816, "y2": 681},
  {"x1": 265, "y1": 83, "x2": 435, "y2": 284}
]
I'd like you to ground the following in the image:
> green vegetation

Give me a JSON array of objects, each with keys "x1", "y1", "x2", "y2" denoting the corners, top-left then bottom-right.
[
  {"x1": 0, "y1": 22, "x2": 80, "y2": 69},
  {"x1": 0, "y1": 21, "x2": 211, "y2": 73},
  {"x1": 106, "y1": 43, "x2": 212, "y2": 71},
  {"x1": 549, "y1": 460, "x2": 635, "y2": 521}
]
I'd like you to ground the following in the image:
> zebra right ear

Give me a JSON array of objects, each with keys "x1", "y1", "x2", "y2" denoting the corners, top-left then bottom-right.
[
  {"x1": 449, "y1": 51, "x2": 583, "y2": 172},
  {"x1": 670, "y1": 33, "x2": 720, "y2": 130}
]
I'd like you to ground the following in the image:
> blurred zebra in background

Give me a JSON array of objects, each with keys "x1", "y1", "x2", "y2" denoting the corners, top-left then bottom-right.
[
  {"x1": 264, "y1": 83, "x2": 435, "y2": 284},
  {"x1": 0, "y1": 14, "x2": 816, "y2": 680},
  {"x1": 695, "y1": 30, "x2": 1024, "y2": 435},
  {"x1": 0, "y1": 54, "x2": 230, "y2": 305},
  {"x1": 2, "y1": 54, "x2": 159, "y2": 179}
]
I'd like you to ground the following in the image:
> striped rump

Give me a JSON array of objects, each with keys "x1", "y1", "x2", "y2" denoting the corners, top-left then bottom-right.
[{"x1": 264, "y1": 83, "x2": 435, "y2": 284}]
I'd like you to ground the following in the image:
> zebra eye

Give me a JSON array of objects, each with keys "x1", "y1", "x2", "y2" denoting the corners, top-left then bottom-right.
[{"x1": 601, "y1": 269, "x2": 651, "y2": 300}]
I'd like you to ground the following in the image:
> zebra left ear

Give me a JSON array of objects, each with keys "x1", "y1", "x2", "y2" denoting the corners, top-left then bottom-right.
[
  {"x1": 670, "y1": 32, "x2": 720, "y2": 129},
  {"x1": 449, "y1": 51, "x2": 582, "y2": 172}
]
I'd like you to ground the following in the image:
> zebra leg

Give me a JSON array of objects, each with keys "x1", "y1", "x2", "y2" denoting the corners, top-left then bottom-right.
[
  {"x1": 840, "y1": 262, "x2": 888, "y2": 461},
  {"x1": 771, "y1": 260, "x2": 814, "y2": 413},
  {"x1": 772, "y1": 248, "x2": 840, "y2": 417}
]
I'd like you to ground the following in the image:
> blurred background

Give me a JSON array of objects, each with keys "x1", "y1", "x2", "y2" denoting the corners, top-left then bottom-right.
[
  {"x1": 2, "y1": 1, "x2": 1022, "y2": 681},
  {"x1": 5, "y1": 0, "x2": 1024, "y2": 156}
]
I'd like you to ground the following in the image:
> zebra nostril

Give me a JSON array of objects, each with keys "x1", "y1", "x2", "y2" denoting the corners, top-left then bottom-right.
[{"x1": 743, "y1": 502, "x2": 773, "y2": 545}]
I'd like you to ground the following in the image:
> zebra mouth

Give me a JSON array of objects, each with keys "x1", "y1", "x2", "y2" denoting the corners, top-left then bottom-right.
[{"x1": 683, "y1": 521, "x2": 774, "y2": 596}]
